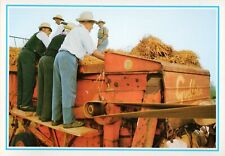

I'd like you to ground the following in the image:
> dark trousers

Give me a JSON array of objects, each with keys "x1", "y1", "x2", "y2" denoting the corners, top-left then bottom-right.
[
  {"x1": 36, "y1": 56, "x2": 54, "y2": 121},
  {"x1": 17, "y1": 49, "x2": 36, "y2": 108}
]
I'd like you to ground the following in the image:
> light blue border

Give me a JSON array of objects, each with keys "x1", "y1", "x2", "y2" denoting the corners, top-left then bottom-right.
[
  {"x1": 6, "y1": 4, "x2": 220, "y2": 152},
  {"x1": 217, "y1": 5, "x2": 220, "y2": 151}
]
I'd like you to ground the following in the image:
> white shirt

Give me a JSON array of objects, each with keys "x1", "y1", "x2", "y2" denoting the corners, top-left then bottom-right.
[
  {"x1": 36, "y1": 31, "x2": 50, "y2": 47},
  {"x1": 60, "y1": 24, "x2": 96, "y2": 59},
  {"x1": 52, "y1": 24, "x2": 64, "y2": 38}
]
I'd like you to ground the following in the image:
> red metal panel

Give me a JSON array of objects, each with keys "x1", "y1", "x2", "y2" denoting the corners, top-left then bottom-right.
[
  {"x1": 143, "y1": 90, "x2": 161, "y2": 103},
  {"x1": 131, "y1": 77, "x2": 161, "y2": 147},
  {"x1": 75, "y1": 90, "x2": 144, "y2": 112},
  {"x1": 101, "y1": 91, "x2": 144, "y2": 103},
  {"x1": 79, "y1": 63, "x2": 104, "y2": 74},
  {"x1": 78, "y1": 73, "x2": 105, "y2": 80},
  {"x1": 119, "y1": 123, "x2": 133, "y2": 147},
  {"x1": 55, "y1": 131, "x2": 67, "y2": 147},
  {"x1": 103, "y1": 120, "x2": 122, "y2": 147},
  {"x1": 75, "y1": 79, "x2": 106, "y2": 106},
  {"x1": 163, "y1": 71, "x2": 210, "y2": 104},
  {"x1": 94, "y1": 103, "x2": 122, "y2": 125},
  {"x1": 71, "y1": 135, "x2": 101, "y2": 147},
  {"x1": 132, "y1": 116, "x2": 157, "y2": 147},
  {"x1": 105, "y1": 52, "x2": 162, "y2": 72},
  {"x1": 105, "y1": 74, "x2": 147, "y2": 91},
  {"x1": 9, "y1": 72, "x2": 38, "y2": 107},
  {"x1": 9, "y1": 72, "x2": 17, "y2": 107},
  {"x1": 37, "y1": 125, "x2": 51, "y2": 139}
]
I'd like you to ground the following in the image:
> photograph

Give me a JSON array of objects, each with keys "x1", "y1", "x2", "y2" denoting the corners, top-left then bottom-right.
[{"x1": 7, "y1": 4, "x2": 218, "y2": 149}]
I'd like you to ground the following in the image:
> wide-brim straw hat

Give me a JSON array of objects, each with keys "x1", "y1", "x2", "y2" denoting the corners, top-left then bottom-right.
[
  {"x1": 97, "y1": 20, "x2": 105, "y2": 24},
  {"x1": 38, "y1": 22, "x2": 52, "y2": 32},
  {"x1": 193, "y1": 100, "x2": 216, "y2": 126},
  {"x1": 64, "y1": 22, "x2": 76, "y2": 30},
  {"x1": 76, "y1": 11, "x2": 96, "y2": 23},
  {"x1": 53, "y1": 14, "x2": 64, "y2": 21}
]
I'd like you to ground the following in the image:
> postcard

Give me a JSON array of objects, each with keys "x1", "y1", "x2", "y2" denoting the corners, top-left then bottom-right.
[{"x1": 0, "y1": 0, "x2": 224, "y2": 156}]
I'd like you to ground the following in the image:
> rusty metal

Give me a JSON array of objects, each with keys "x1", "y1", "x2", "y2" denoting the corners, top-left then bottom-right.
[
  {"x1": 79, "y1": 63, "x2": 104, "y2": 73},
  {"x1": 50, "y1": 128, "x2": 60, "y2": 147},
  {"x1": 104, "y1": 52, "x2": 162, "y2": 72},
  {"x1": 161, "y1": 61, "x2": 210, "y2": 75},
  {"x1": 103, "y1": 120, "x2": 122, "y2": 147},
  {"x1": 132, "y1": 117, "x2": 157, "y2": 147},
  {"x1": 84, "y1": 101, "x2": 105, "y2": 116},
  {"x1": 28, "y1": 127, "x2": 54, "y2": 146},
  {"x1": 163, "y1": 71, "x2": 210, "y2": 104}
]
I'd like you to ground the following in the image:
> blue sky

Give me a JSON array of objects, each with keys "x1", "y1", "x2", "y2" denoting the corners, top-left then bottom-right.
[{"x1": 8, "y1": 6, "x2": 218, "y2": 85}]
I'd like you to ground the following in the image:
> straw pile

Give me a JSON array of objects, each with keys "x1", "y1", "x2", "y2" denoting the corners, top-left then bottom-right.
[
  {"x1": 104, "y1": 48, "x2": 129, "y2": 55},
  {"x1": 80, "y1": 49, "x2": 128, "y2": 65},
  {"x1": 157, "y1": 50, "x2": 201, "y2": 67},
  {"x1": 9, "y1": 47, "x2": 21, "y2": 66},
  {"x1": 9, "y1": 47, "x2": 104, "y2": 66},
  {"x1": 80, "y1": 55, "x2": 104, "y2": 65},
  {"x1": 130, "y1": 36, "x2": 201, "y2": 67},
  {"x1": 130, "y1": 36, "x2": 173, "y2": 59},
  {"x1": 172, "y1": 50, "x2": 201, "y2": 67}
]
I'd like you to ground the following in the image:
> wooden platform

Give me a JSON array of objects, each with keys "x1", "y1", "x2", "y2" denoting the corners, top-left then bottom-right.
[{"x1": 10, "y1": 108, "x2": 99, "y2": 137}]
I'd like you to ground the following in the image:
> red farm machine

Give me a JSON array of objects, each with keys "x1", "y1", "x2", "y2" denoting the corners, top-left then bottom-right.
[{"x1": 9, "y1": 51, "x2": 216, "y2": 147}]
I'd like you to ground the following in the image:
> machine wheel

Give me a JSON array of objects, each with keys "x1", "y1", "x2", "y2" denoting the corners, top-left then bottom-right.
[{"x1": 10, "y1": 132, "x2": 37, "y2": 146}]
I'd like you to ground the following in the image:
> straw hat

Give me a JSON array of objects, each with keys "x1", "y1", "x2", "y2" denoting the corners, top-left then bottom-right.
[
  {"x1": 38, "y1": 22, "x2": 52, "y2": 31},
  {"x1": 53, "y1": 14, "x2": 64, "y2": 21},
  {"x1": 64, "y1": 22, "x2": 76, "y2": 30},
  {"x1": 193, "y1": 100, "x2": 216, "y2": 126},
  {"x1": 97, "y1": 20, "x2": 105, "y2": 24},
  {"x1": 76, "y1": 11, "x2": 96, "y2": 23}
]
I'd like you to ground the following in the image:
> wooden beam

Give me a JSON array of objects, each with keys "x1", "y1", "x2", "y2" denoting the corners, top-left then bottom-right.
[{"x1": 10, "y1": 108, "x2": 99, "y2": 137}]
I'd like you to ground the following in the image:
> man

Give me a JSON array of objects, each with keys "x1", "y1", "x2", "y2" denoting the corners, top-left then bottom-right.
[
  {"x1": 52, "y1": 15, "x2": 66, "y2": 38},
  {"x1": 52, "y1": 11, "x2": 104, "y2": 128},
  {"x1": 53, "y1": 15, "x2": 64, "y2": 25},
  {"x1": 37, "y1": 23, "x2": 75, "y2": 122},
  {"x1": 17, "y1": 23, "x2": 52, "y2": 111},
  {"x1": 97, "y1": 20, "x2": 109, "y2": 52}
]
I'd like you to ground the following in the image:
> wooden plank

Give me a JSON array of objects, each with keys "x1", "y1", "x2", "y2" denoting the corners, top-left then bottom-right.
[
  {"x1": 94, "y1": 105, "x2": 216, "y2": 119},
  {"x1": 10, "y1": 108, "x2": 99, "y2": 137}
]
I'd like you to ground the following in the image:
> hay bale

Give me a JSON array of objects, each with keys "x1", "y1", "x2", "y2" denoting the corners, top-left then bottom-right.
[
  {"x1": 130, "y1": 36, "x2": 173, "y2": 59},
  {"x1": 129, "y1": 35, "x2": 201, "y2": 68},
  {"x1": 172, "y1": 50, "x2": 201, "y2": 67},
  {"x1": 10, "y1": 47, "x2": 104, "y2": 66},
  {"x1": 9, "y1": 47, "x2": 21, "y2": 66},
  {"x1": 80, "y1": 55, "x2": 104, "y2": 65}
]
